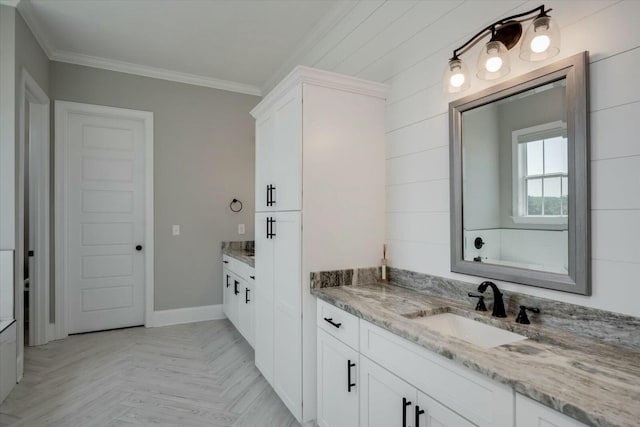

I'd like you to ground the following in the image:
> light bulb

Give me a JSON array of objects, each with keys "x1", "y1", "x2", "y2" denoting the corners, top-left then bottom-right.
[
  {"x1": 485, "y1": 56, "x2": 503, "y2": 73},
  {"x1": 450, "y1": 72, "x2": 465, "y2": 88},
  {"x1": 531, "y1": 34, "x2": 551, "y2": 53},
  {"x1": 443, "y1": 58, "x2": 470, "y2": 93},
  {"x1": 520, "y1": 14, "x2": 560, "y2": 61}
]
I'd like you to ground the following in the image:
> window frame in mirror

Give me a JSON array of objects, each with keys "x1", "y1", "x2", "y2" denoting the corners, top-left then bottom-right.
[{"x1": 449, "y1": 52, "x2": 590, "y2": 295}]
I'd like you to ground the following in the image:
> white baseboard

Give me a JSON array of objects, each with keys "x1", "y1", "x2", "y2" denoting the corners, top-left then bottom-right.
[{"x1": 151, "y1": 304, "x2": 226, "y2": 327}]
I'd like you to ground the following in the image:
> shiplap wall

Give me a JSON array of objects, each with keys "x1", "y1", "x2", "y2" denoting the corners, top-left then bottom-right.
[{"x1": 270, "y1": 0, "x2": 640, "y2": 317}]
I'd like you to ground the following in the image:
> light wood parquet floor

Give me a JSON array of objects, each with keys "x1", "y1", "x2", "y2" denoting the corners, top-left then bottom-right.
[{"x1": 0, "y1": 319, "x2": 299, "y2": 427}]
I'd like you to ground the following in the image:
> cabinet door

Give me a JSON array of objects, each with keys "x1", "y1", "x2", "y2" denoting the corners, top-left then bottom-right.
[
  {"x1": 273, "y1": 211, "x2": 302, "y2": 419},
  {"x1": 254, "y1": 213, "x2": 275, "y2": 383},
  {"x1": 255, "y1": 114, "x2": 276, "y2": 212},
  {"x1": 359, "y1": 356, "x2": 416, "y2": 427},
  {"x1": 317, "y1": 330, "x2": 359, "y2": 427},
  {"x1": 271, "y1": 85, "x2": 302, "y2": 211},
  {"x1": 255, "y1": 213, "x2": 274, "y2": 300},
  {"x1": 233, "y1": 276, "x2": 248, "y2": 338},
  {"x1": 415, "y1": 391, "x2": 476, "y2": 427},
  {"x1": 228, "y1": 273, "x2": 242, "y2": 329},
  {"x1": 222, "y1": 267, "x2": 232, "y2": 320},
  {"x1": 516, "y1": 394, "x2": 587, "y2": 427},
  {"x1": 239, "y1": 278, "x2": 253, "y2": 347}
]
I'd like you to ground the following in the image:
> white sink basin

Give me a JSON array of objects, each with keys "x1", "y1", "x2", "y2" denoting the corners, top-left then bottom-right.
[{"x1": 411, "y1": 313, "x2": 527, "y2": 349}]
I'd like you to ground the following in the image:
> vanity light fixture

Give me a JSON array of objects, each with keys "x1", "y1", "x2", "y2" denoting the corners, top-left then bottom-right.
[{"x1": 443, "y1": 5, "x2": 560, "y2": 93}]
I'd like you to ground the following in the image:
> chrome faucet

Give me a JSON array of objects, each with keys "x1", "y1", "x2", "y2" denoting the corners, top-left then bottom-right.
[{"x1": 477, "y1": 281, "x2": 507, "y2": 318}]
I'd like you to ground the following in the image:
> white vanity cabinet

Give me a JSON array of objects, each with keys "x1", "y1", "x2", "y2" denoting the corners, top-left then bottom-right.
[
  {"x1": 316, "y1": 303, "x2": 361, "y2": 427},
  {"x1": 516, "y1": 394, "x2": 588, "y2": 427},
  {"x1": 222, "y1": 255, "x2": 254, "y2": 347},
  {"x1": 252, "y1": 66, "x2": 388, "y2": 424},
  {"x1": 316, "y1": 299, "x2": 515, "y2": 427}
]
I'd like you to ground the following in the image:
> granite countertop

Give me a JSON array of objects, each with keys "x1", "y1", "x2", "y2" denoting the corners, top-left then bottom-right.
[
  {"x1": 221, "y1": 241, "x2": 255, "y2": 268},
  {"x1": 222, "y1": 248, "x2": 254, "y2": 268},
  {"x1": 312, "y1": 282, "x2": 640, "y2": 427}
]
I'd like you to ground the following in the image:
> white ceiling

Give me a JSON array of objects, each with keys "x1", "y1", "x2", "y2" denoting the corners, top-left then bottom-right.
[{"x1": 17, "y1": 0, "x2": 343, "y2": 95}]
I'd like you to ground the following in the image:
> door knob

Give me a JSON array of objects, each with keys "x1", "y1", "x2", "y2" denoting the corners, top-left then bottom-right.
[{"x1": 135, "y1": 245, "x2": 143, "y2": 251}]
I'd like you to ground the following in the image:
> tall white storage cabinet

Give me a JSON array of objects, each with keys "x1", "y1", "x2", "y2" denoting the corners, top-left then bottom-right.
[{"x1": 251, "y1": 66, "x2": 388, "y2": 424}]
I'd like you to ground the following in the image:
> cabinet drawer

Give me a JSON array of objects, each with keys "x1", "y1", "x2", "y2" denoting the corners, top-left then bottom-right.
[
  {"x1": 317, "y1": 300, "x2": 359, "y2": 350},
  {"x1": 360, "y1": 320, "x2": 513, "y2": 427},
  {"x1": 222, "y1": 255, "x2": 240, "y2": 274},
  {"x1": 223, "y1": 254, "x2": 253, "y2": 280}
]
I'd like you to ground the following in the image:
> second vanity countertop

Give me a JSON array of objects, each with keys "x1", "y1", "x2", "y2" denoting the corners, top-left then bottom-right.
[
  {"x1": 222, "y1": 248, "x2": 255, "y2": 268},
  {"x1": 312, "y1": 282, "x2": 640, "y2": 427}
]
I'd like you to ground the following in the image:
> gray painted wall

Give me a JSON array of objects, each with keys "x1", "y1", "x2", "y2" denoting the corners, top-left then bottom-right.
[
  {"x1": 462, "y1": 103, "x2": 500, "y2": 230},
  {"x1": 50, "y1": 61, "x2": 259, "y2": 310}
]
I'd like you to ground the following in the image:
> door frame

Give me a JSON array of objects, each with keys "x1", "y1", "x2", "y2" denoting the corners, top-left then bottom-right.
[
  {"x1": 16, "y1": 69, "x2": 50, "y2": 379},
  {"x1": 54, "y1": 101, "x2": 154, "y2": 339}
]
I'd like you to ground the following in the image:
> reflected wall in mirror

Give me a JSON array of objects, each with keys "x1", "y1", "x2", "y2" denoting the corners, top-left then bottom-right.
[{"x1": 450, "y1": 52, "x2": 590, "y2": 294}]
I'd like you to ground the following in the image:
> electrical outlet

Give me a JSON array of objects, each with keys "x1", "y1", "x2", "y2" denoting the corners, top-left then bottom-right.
[
  {"x1": 238, "y1": 224, "x2": 245, "y2": 235},
  {"x1": 172, "y1": 225, "x2": 180, "y2": 236}
]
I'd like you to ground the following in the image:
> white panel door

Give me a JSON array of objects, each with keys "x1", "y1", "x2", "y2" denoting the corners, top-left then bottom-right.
[
  {"x1": 66, "y1": 108, "x2": 146, "y2": 334},
  {"x1": 273, "y1": 211, "x2": 302, "y2": 419},
  {"x1": 359, "y1": 356, "x2": 417, "y2": 427},
  {"x1": 272, "y1": 86, "x2": 302, "y2": 212},
  {"x1": 254, "y1": 212, "x2": 275, "y2": 383},
  {"x1": 317, "y1": 329, "x2": 359, "y2": 427},
  {"x1": 415, "y1": 391, "x2": 476, "y2": 427}
]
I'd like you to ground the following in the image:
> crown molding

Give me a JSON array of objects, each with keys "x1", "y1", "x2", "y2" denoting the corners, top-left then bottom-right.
[
  {"x1": 0, "y1": 0, "x2": 20, "y2": 7},
  {"x1": 16, "y1": 0, "x2": 262, "y2": 97},
  {"x1": 251, "y1": 65, "x2": 389, "y2": 119},
  {"x1": 260, "y1": 0, "x2": 358, "y2": 94},
  {"x1": 51, "y1": 50, "x2": 262, "y2": 96},
  {"x1": 16, "y1": 0, "x2": 55, "y2": 58}
]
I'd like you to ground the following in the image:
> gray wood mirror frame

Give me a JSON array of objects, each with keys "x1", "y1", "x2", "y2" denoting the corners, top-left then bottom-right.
[{"x1": 449, "y1": 52, "x2": 590, "y2": 295}]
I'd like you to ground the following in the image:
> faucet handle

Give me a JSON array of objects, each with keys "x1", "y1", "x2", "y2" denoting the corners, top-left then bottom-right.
[
  {"x1": 515, "y1": 306, "x2": 540, "y2": 324},
  {"x1": 468, "y1": 293, "x2": 487, "y2": 312}
]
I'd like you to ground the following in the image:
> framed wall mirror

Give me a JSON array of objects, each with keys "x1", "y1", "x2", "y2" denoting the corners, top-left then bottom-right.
[{"x1": 449, "y1": 52, "x2": 590, "y2": 294}]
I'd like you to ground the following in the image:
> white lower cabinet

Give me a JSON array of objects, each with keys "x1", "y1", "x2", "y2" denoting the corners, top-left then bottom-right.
[
  {"x1": 317, "y1": 329, "x2": 359, "y2": 427},
  {"x1": 239, "y1": 274, "x2": 254, "y2": 346},
  {"x1": 255, "y1": 211, "x2": 303, "y2": 420},
  {"x1": 516, "y1": 394, "x2": 587, "y2": 427},
  {"x1": 317, "y1": 299, "x2": 587, "y2": 427},
  {"x1": 222, "y1": 255, "x2": 254, "y2": 347},
  {"x1": 359, "y1": 355, "x2": 474, "y2": 427},
  {"x1": 359, "y1": 355, "x2": 416, "y2": 427}
]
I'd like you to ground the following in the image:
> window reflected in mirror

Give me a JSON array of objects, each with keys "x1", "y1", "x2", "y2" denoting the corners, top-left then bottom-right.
[{"x1": 461, "y1": 80, "x2": 569, "y2": 274}]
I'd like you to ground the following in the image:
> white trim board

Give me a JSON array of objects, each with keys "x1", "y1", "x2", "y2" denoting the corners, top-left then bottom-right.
[
  {"x1": 152, "y1": 305, "x2": 226, "y2": 328},
  {"x1": 0, "y1": 1, "x2": 20, "y2": 7},
  {"x1": 16, "y1": 0, "x2": 262, "y2": 96},
  {"x1": 54, "y1": 101, "x2": 154, "y2": 339},
  {"x1": 17, "y1": 68, "x2": 50, "y2": 361}
]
